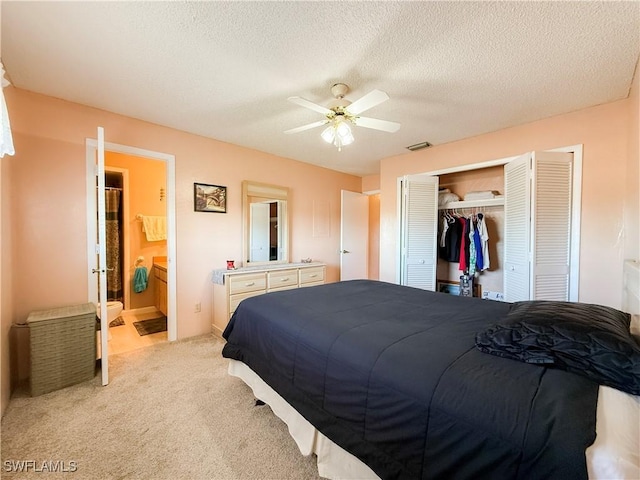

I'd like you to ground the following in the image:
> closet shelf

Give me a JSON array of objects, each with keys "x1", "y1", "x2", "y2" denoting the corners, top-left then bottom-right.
[{"x1": 438, "y1": 197, "x2": 505, "y2": 210}]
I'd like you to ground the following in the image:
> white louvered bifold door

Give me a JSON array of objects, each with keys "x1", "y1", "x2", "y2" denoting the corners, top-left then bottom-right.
[
  {"x1": 531, "y1": 151, "x2": 573, "y2": 300},
  {"x1": 504, "y1": 153, "x2": 532, "y2": 302},
  {"x1": 401, "y1": 174, "x2": 439, "y2": 290}
]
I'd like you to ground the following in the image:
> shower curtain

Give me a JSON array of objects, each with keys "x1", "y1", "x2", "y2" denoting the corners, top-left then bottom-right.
[{"x1": 105, "y1": 188, "x2": 123, "y2": 302}]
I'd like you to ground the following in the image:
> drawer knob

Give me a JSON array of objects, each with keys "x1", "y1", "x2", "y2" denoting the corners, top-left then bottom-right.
[
  {"x1": 245, "y1": 282, "x2": 255, "y2": 286},
  {"x1": 281, "y1": 278, "x2": 289, "y2": 282},
  {"x1": 309, "y1": 274, "x2": 317, "y2": 278}
]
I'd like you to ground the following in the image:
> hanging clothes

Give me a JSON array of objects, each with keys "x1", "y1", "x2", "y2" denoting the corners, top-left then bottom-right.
[
  {"x1": 468, "y1": 217, "x2": 477, "y2": 276},
  {"x1": 458, "y1": 217, "x2": 468, "y2": 272},
  {"x1": 473, "y1": 216, "x2": 484, "y2": 271},
  {"x1": 438, "y1": 210, "x2": 492, "y2": 274},
  {"x1": 440, "y1": 216, "x2": 449, "y2": 249},
  {"x1": 439, "y1": 214, "x2": 462, "y2": 262},
  {"x1": 477, "y1": 213, "x2": 490, "y2": 271}
]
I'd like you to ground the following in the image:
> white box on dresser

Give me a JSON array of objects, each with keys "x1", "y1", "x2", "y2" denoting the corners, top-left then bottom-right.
[{"x1": 212, "y1": 263, "x2": 326, "y2": 336}]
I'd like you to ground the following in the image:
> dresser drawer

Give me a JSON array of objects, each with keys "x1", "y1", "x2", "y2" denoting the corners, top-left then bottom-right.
[
  {"x1": 299, "y1": 266, "x2": 325, "y2": 285},
  {"x1": 268, "y1": 269, "x2": 298, "y2": 290},
  {"x1": 229, "y1": 290, "x2": 265, "y2": 314},
  {"x1": 228, "y1": 273, "x2": 266, "y2": 295}
]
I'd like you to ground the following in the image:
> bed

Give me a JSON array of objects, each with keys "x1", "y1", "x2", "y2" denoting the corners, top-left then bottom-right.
[{"x1": 222, "y1": 279, "x2": 640, "y2": 480}]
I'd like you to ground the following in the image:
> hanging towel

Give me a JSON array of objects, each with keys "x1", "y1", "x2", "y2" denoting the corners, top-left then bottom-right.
[
  {"x1": 142, "y1": 216, "x2": 167, "y2": 242},
  {"x1": 133, "y1": 266, "x2": 148, "y2": 293}
]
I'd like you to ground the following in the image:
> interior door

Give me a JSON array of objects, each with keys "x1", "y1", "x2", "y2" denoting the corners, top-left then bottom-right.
[
  {"x1": 530, "y1": 150, "x2": 573, "y2": 300},
  {"x1": 400, "y1": 174, "x2": 439, "y2": 290},
  {"x1": 340, "y1": 190, "x2": 369, "y2": 280},
  {"x1": 95, "y1": 127, "x2": 109, "y2": 385},
  {"x1": 504, "y1": 151, "x2": 574, "y2": 302},
  {"x1": 503, "y1": 153, "x2": 532, "y2": 302}
]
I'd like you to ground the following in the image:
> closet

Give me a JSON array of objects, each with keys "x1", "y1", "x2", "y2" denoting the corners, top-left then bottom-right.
[{"x1": 399, "y1": 149, "x2": 580, "y2": 302}]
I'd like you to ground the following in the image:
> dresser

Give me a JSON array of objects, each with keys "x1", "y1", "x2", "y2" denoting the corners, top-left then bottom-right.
[{"x1": 212, "y1": 263, "x2": 325, "y2": 336}]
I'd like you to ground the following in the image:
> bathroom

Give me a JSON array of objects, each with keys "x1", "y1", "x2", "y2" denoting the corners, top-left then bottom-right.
[{"x1": 102, "y1": 151, "x2": 168, "y2": 353}]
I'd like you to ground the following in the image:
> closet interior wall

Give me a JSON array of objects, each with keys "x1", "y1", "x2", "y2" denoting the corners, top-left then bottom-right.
[{"x1": 438, "y1": 166, "x2": 505, "y2": 297}]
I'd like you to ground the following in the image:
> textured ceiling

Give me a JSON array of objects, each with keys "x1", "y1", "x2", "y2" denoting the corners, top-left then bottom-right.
[{"x1": 2, "y1": 1, "x2": 639, "y2": 176}]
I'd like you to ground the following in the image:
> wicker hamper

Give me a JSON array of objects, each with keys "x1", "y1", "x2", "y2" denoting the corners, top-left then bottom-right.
[{"x1": 27, "y1": 303, "x2": 97, "y2": 396}]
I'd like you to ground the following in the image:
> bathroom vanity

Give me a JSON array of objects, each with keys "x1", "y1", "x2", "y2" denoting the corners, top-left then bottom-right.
[
  {"x1": 153, "y1": 257, "x2": 168, "y2": 316},
  {"x1": 211, "y1": 262, "x2": 325, "y2": 336}
]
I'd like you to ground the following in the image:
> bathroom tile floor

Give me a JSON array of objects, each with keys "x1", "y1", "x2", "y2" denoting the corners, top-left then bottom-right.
[{"x1": 108, "y1": 310, "x2": 168, "y2": 356}]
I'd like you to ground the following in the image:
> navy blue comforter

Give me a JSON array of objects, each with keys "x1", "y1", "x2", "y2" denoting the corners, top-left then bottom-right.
[{"x1": 222, "y1": 280, "x2": 597, "y2": 480}]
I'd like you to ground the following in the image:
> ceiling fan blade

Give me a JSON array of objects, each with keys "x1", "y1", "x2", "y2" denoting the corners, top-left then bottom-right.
[
  {"x1": 346, "y1": 89, "x2": 389, "y2": 115},
  {"x1": 287, "y1": 96, "x2": 333, "y2": 115},
  {"x1": 284, "y1": 119, "x2": 328, "y2": 134},
  {"x1": 353, "y1": 116, "x2": 401, "y2": 133}
]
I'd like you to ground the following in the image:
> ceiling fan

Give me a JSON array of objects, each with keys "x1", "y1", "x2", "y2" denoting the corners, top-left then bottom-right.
[{"x1": 284, "y1": 83, "x2": 401, "y2": 151}]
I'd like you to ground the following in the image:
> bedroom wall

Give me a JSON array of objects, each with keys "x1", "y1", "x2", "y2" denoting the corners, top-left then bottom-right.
[
  {"x1": 1, "y1": 133, "x2": 13, "y2": 418},
  {"x1": 362, "y1": 175, "x2": 381, "y2": 281},
  {"x1": 2, "y1": 87, "x2": 360, "y2": 347},
  {"x1": 368, "y1": 194, "x2": 380, "y2": 280},
  {"x1": 1, "y1": 5, "x2": 9, "y2": 417},
  {"x1": 379, "y1": 97, "x2": 634, "y2": 309}
]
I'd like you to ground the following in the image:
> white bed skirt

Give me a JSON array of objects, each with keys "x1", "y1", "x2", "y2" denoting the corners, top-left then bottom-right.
[
  {"x1": 228, "y1": 359, "x2": 380, "y2": 480},
  {"x1": 228, "y1": 360, "x2": 639, "y2": 480}
]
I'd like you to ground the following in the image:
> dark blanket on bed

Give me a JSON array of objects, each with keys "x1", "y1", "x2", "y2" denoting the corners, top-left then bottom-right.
[{"x1": 222, "y1": 280, "x2": 598, "y2": 480}]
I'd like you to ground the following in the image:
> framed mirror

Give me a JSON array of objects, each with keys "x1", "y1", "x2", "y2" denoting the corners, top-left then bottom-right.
[{"x1": 242, "y1": 181, "x2": 289, "y2": 265}]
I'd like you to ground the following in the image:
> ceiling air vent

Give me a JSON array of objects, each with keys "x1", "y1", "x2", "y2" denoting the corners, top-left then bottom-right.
[{"x1": 406, "y1": 141, "x2": 433, "y2": 151}]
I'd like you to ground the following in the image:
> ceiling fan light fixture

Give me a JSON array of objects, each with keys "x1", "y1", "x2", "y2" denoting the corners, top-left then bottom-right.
[
  {"x1": 321, "y1": 125, "x2": 335, "y2": 144},
  {"x1": 323, "y1": 118, "x2": 354, "y2": 151},
  {"x1": 286, "y1": 82, "x2": 400, "y2": 151},
  {"x1": 335, "y1": 121, "x2": 351, "y2": 138}
]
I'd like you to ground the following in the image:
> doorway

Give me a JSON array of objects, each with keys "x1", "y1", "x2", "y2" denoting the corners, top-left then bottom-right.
[
  {"x1": 340, "y1": 190, "x2": 369, "y2": 280},
  {"x1": 85, "y1": 139, "x2": 177, "y2": 352},
  {"x1": 102, "y1": 155, "x2": 168, "y2": 355}
]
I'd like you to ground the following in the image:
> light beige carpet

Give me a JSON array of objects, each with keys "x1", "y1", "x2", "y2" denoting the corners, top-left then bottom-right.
[{"x1": 1, "y1": 335, "x2": 323, "y2": 479}]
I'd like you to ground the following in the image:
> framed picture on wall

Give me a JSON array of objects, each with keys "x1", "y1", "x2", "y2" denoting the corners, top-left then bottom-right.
[
  {"x1": 194, "y1": 183, "x2": 227, "y2": 213},
  {"x1": 436, "y1": 279, "x2": 482, "y2": 297}
]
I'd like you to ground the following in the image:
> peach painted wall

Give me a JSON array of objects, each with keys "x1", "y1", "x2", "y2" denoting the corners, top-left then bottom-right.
[
  {"x1": 1, "y1": 141, "x2": 13, "y2": 417},
  {"x1": 368, "y1": 194, "x2": 380, "y2": 280},
  {"x1": 362, "y1": 174, "x2": 380, "y2": 193},
  {"x1": 3, "y1": 87, "x2": 360, "y2": 347},
  {"x1": 362, "y1": 176, "x2": 381, "y2": 280},
  {"x1": 0, "y1": 1, "x2": 7, "y2": 418},
  {"x1": 105, "y1": 152, "x2": 167, "y2": 310},
  {"x1": 626, "y1": 60, "x2": 639, "y2": 261},
  {"x1": 379, "y1": 98, "x2": 635, "y2": 309}
]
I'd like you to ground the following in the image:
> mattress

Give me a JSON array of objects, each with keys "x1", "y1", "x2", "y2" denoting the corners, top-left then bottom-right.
[{"x1": 222, "y1": 280, "x2": 612, "y2": 479}]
